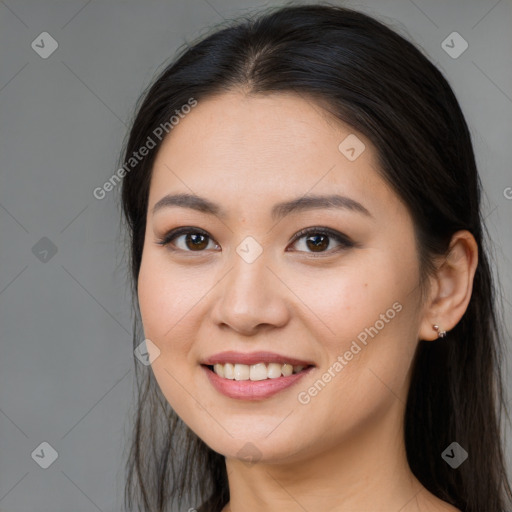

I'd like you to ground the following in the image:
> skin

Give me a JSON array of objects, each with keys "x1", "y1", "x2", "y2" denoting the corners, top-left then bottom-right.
[{"x1": 137, "y1": 90, "x2": 477, "y2": 512}]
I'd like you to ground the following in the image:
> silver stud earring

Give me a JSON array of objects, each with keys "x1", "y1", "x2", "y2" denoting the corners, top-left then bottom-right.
[{"x1": 433, "y1": 324, "x2": 447, "y2": 338}]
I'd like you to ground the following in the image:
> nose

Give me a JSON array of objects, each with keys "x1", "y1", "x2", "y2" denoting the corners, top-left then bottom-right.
[{"x1": 210, "y1": 248, "x2": 291, "y2": 336}]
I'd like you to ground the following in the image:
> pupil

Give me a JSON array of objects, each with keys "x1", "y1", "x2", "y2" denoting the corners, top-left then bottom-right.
[
  {"x1": 306, "y1": 234, "x2": 328, "y2": 252},
  {"x1": 187, "y1": 233, "x2": 208, "y2": 250}
]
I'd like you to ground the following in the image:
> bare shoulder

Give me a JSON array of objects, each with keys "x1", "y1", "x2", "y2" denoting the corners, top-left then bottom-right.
[
  {"x1": 430, "y1": 493, "x2": 461, "y2": 512},
  {"x1": 436, "y1": 503, "x2": 461, "y2": 512},
  {"x1": 423, "y1": 495, "x2": 461, "y2": 512},
  {"x1": 412, "y1": 488, "x2": 461, "y2": 512}
]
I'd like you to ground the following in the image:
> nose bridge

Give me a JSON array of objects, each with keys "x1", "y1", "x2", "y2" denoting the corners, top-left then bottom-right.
[
  {"x1": 230, "y1": 245, "x2": 269, "y2": 296},
  {"x1": 212, "y1": 237, "x2": 289, "y2": 332}
]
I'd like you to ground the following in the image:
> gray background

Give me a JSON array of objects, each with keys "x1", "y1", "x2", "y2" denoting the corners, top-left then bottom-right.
[{"x1": 0, "y1": 0, "x2": 511, "y2": 510}]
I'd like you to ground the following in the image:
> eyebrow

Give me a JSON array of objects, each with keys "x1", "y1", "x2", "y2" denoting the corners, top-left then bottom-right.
[{"x1": 152, "y1": 193, "x2": 372, "y2": 221}]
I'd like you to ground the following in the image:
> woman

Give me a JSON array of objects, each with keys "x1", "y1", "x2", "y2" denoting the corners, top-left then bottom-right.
[{"x1": 120, "y1": 4, "x2": 512, "y2": 511}]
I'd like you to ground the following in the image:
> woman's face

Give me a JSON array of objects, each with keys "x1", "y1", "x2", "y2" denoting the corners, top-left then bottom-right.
[{"x1": 138, "y1": 91, "x2": 426, "y2": 464}]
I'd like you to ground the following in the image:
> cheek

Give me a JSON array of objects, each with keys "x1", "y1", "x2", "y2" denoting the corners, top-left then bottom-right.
[
  {"x1": 136, "y1": 251, "x2": 198, "y2": 386},
  {"x1": 137, "y1": 256, "x2": 170, "y2": 340},
  {"x1": 137, "y1": 249, "x2": 202, "y2": 343},
  {"x1": 289, "y1": 247, "x2": 421, "y2": 408},
  {"x1": 290, "y1": 252, "x2": 418, "y2": 348},
  {"x1": 137, "y1": 253, "x2": 202, "y2": 419}
]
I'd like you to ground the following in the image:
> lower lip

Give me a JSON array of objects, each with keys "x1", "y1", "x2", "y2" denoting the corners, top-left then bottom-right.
[{"x1": 202, "y1": 365, "x2": 314, "y2": 400}]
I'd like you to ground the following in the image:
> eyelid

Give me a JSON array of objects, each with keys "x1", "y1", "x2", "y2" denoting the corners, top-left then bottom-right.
[
  {"x1": 155, "y1": 226, "x2": 219, "y2": 251},
  {"x1": 155, "y1": 225, "x2": 355, "y2": 255},
  {"x1": 288, "y1": 226, "x2": 354, "y2": 248}
]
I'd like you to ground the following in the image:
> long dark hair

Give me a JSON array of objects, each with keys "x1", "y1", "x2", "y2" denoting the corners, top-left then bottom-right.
[{"x1": 120, "y1": 3, "x2": 512, "y2": 511}]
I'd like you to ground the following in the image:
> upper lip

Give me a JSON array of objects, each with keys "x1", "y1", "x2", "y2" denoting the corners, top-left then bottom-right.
[{"x1": 201, "y1": 351, "x2": 315, "y2": 367}]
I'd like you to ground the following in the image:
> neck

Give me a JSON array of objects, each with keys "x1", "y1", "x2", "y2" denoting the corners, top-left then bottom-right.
[{"x1": 221, "y1": 402, "x2": 450, "y2": 512}]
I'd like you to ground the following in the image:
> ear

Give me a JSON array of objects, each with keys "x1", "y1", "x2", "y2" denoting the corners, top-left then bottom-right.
[{"x1": 418, "y1": 230, "x2": 478, "y2": 341}]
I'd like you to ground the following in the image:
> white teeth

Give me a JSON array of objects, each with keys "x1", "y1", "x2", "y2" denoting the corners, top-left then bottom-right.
[
  {"x1": 234, "y1": 363, "x2": 250, "y2": 380},
  {"x1": 213, "y1": 363, "x2": 225, "y2": 378},
  {"x1": 210, "y1": 362, "x2": 308, "y2": 380},
  {"x1": 223, "y1": 363, "x2": 235, "y2": 379},
  {"x1": 249, "y1": 363, "x2": 268, "y2": 381},
  {"x1": 267, "y1": 363, "x2": 283, "y2": 379},
  {"x1": 281, "y1": 363, "x2": 293, "y2": 376}
]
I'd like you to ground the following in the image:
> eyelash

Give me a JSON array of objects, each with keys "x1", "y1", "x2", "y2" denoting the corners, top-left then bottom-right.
[{"x1": 155, "y1": 226, "x2": 355, "y2": 257}]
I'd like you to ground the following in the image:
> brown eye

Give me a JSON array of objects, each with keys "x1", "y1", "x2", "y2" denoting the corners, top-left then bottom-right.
[
  {"x1": 289, "y1": 227, "x2": 354, "y2": 255},
  {"x1": 184, "y1": 233, "x2": 209, "y2": 251},
  {"x1": 156, "y1": 227, "x2": 219, "y2": 252},
  {"x1": 304, "y1": 233, "x2": 330, "y2": 252}
]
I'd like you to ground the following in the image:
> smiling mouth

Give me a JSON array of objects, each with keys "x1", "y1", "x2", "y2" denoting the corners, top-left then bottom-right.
[{"x1": 204, "y1": 362, "x2": 312, "y2": 381}]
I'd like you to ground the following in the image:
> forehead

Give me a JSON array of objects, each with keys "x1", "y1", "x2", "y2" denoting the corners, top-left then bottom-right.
[
  {"x1": 155, "y1": 91, "x2": 361, "y2": 167},
  {"x1": 149, "y1": 91, "x2": 399, "y2": 218}
]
